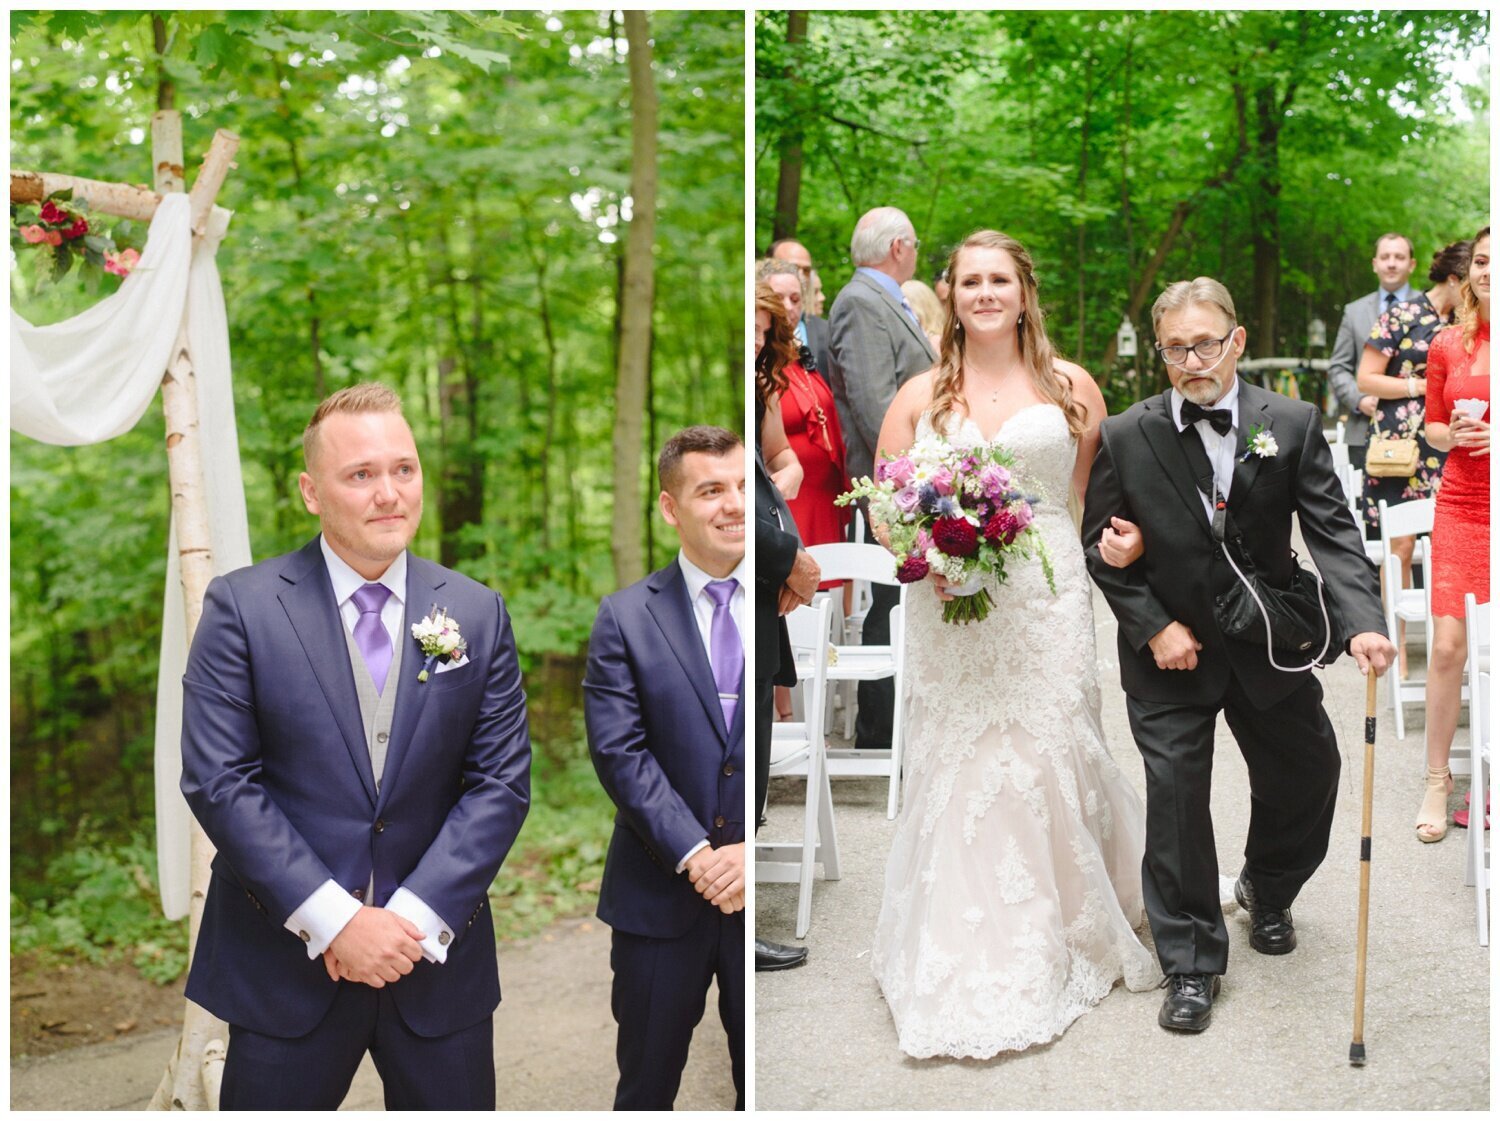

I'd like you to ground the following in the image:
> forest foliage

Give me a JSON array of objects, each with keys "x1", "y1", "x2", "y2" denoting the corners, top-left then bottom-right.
[
  {"x1": 9, "y1": 9, "x2": 745, "y2": 956},
  {"x1": 756, "y1": 10, "x2": 1489, "y2": 407}
]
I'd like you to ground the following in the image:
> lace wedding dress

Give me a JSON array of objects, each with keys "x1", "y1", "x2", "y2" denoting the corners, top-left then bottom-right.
[{"x1": 871, "y1": 403, "x2": 1161, "y2": 1059}]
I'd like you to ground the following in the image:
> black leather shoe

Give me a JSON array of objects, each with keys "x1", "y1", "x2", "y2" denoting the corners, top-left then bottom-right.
[
  {"x1": 1234, "y1": 870, "x2": 1297, "y2": 955},
  {"x1": 755, "y1": 937, "x2": 808, "y2": 972},
  {"x1": 1158, "y1": 973, "x2": 1221, "y2": 1032}
]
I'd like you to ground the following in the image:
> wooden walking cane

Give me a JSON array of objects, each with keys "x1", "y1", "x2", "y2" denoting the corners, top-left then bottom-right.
[{"x1": 1350, "y1": 669, "x2": 1378, "y2": 1065}]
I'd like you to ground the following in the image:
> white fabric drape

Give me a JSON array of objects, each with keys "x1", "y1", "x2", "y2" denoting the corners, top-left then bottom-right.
[{"x1": 10, "y1": 193, "x2": 252, "y2": 919}]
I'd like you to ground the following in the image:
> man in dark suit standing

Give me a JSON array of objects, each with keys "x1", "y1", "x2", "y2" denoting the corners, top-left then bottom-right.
[
  {"x1": 753, "y1": 433, "x2": 821, "y2": 972},
  {"x1": 1082, "y1": 278, "x2": 1394, "y2": 1034},
  {"x1": 584, "y1": 426, "x2": 747, "y2": 1109},
  {"x1": 770, "y1": 237, "x2": 832, "y2": 376},
  {"x1": 825, "y1": 206, "x2": 938, "y2": 754},
  {"x1": 180, "y1": 383, "x2": 531, "y2": 1108},
  {"x1": 1327, "y1": 232, "x2": 1419, "y2": 467}
]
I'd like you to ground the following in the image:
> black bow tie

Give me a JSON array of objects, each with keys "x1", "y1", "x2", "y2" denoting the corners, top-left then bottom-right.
[{"x1": 1180, "y1": 399, "x2": 1233, "y2": 436}]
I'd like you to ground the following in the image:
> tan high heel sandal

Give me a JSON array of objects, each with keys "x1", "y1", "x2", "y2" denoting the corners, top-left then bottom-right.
[{"x1": 1415, "y1": 765, "x2": 1453, "y2": 843}]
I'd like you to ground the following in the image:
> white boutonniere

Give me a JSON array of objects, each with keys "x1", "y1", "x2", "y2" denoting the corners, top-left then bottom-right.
[
  {"x1": 411, "y1": 606, "x2": 468, "y2": 682},
  {"x1": 1242, "y1": 423, "x2": 1278, "y2": 461}
]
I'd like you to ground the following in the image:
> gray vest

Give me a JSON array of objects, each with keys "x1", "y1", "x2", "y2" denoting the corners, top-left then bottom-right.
[
  {"x1": 342, "y1": 608, "x2": 404, "y2": 790},
  {"x1": 343, "y1": 608, "x2": 404, "y2": 907}
]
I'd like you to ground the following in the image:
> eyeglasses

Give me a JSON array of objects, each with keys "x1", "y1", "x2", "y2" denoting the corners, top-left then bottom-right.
[
  {"x1": 899, "y1": 235, "x2": 920, "y2": 253},
  {"x1": 1155, "y1": 329, "x2": 1236, "y2": 367}
]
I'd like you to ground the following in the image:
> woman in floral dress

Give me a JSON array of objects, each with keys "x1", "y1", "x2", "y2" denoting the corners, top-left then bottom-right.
[{"x1": 1356, "y1": 239, "x2": 1471, "y2": 673}]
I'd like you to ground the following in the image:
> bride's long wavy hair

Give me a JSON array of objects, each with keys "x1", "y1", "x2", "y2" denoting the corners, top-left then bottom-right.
[
  {"x1": 1457, "y1": 224, "x2": 1490, "y2": 354},
  {"x1": 929, "y1": 230, "x2": 1086, "y2": 441},
  {"x1": 754, "y1": 280, "x2": 797, "y2": 403}
]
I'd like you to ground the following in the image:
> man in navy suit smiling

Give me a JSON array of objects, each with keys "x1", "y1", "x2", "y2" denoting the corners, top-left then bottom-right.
[
  {"x1": 180, "y1": 383, "x2": 530, "y2": 1108},
  {"x1": 585, "y1": 425, "x2": 747, "y2": 1110}
]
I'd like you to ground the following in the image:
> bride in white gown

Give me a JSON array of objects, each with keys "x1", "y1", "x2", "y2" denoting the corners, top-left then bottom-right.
[{"x1": 869, "y1": 230, "x2": 1160, "y2": 1059}]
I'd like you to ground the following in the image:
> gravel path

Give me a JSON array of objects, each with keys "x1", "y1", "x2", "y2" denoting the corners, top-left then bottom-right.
[
  {"x1": 11, "y1": 916, "x2": 736, "y2": 1110},
  {"x1": 755, "y1": 582, "x2": 1489, "y2": 1111}
]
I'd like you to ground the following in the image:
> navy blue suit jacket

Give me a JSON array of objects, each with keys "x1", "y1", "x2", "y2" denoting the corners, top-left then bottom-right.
[
  {"x1": 583, "y1": 561, "x2": 746, "y2": 939},
  {"x1": 180, "y1": 538, "x2": 531, "y2": 1039}
]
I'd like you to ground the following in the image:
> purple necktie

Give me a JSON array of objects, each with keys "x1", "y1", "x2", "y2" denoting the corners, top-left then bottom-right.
[
  {"x1": 705, "y1": 579, "x2": 743, "y2": 730},
  {"x1": 352, "y1": 583, "x2": 393, "y2": 695}
]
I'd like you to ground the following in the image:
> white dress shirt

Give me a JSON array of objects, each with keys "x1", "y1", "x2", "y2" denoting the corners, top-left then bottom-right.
[
  {"x1": 282, "y1": 538, "x2": 454, "y2": 965},
  {"x1": 672, "y1": 551, "x2": 747, "y2": 872},
  {"x1": 1169, "y1": 377, "x2": 1241, "y2": 523}
]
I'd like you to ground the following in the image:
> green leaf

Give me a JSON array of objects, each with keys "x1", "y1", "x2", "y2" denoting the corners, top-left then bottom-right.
[
  {"x1": 192, "y1": 23, "x2": 236, "y2": 70},
  {"x1": 45, "y1": 11, "x2": 102, "y2": 40}
]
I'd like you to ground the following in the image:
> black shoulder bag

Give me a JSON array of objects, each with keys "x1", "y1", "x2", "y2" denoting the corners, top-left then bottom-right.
[{"x1": 1201, "y1": 480, "x2": 1333, "y2": 672}]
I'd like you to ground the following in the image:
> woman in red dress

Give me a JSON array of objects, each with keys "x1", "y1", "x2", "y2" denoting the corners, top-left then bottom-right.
[
  {"x1": 1416, "y1": 226, "x2": 1490, "y2": 842},
  {"x1": 759, "y1": 258, "x2": 853, "y2": 717},
  {"x1": 757, "y1": 259, "x2": 853, "y2": 565}
]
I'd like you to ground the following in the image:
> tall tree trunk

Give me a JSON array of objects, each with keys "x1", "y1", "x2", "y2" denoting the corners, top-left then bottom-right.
[
  {"x1": 152, "y1": 16, "x2": 175, "y2": 113},
  {"x1": 433, "y1": 223, "x2": 484, "y2": 567},
  {"x1": 1249, "y1": 85, "x2": 1282, "y2": 358},
  {"x1": 1075, "y1": 49, "x2": 1095, "y2": 362},
  {"x1": 271, "y1": 57, "x2": 325, "y2": 397},
  {"x1": 611, "y1": 11, "x2": 658, "y2": 589},
  {"x1": 771, "y1": 11, "x2": 808, "y2": 243},
  {"x1": 1101, "y1": 82, "x2": 1250, "y2": 369},
  {"x1": 1118, "y1": 21, "x2": 1134, "y2": 318}
]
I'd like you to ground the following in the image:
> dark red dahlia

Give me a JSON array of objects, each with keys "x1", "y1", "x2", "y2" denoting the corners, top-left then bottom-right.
[
  {"x1": 984, "y1": 509, "x2": 1023, "y2": 545},
  {"x1": 896, "y1": 554, "x2": 929, "y2": 583},
  {"x1": 932, "y1": 516, "x2": 979, "y2": 556}
]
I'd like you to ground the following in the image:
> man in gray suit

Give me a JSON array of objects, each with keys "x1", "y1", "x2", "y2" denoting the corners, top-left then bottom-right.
[
  {"x1": 825, "y1": 206, "x2": 939, "y2": 753},
  {"x1": 770, "y1": 238, "x2": 832, "y2": 377},
  {"x1": 1327, "y1": 232, "x2": 1419, "y2": 468}
]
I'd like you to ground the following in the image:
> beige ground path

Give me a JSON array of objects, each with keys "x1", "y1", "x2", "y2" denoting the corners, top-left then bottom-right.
[
  {"x1": 756, "y1": 582, "x2": 1489, "y2": 1111},
  {"x1": 11, "y1": 917, "x2": 735, "y2": 1110}
]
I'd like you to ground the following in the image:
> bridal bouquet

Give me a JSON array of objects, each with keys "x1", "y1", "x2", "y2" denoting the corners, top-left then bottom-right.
[{"x1": 838, "y1": 436, "x2": 1055, "y2": 624}]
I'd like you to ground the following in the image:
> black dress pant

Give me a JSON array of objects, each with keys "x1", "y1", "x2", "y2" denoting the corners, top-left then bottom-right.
[
  {"x1": 755, "y1": 673, "x2": 773, "y2": 829},
  {"x1": 854, "y1": 581, "x2": 899, "y2": 751},
  {"x1": 1126, "y1": 669, "x2": 1340, "y2": 976},
  {"x1": 610, "y1": 907, "x2": 745, "y2": 1110},
  {"x1": 219, "y1": 981, "x2": 495, "y2": 1109}
]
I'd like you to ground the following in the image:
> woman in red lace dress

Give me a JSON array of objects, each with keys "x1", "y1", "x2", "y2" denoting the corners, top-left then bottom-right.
[
  {"x1": 756, "y1": 259, "x2": 853, "y2": 565},
  {"x1": 1416, "y1": 226, "x2": 1490, "y2": 842}
]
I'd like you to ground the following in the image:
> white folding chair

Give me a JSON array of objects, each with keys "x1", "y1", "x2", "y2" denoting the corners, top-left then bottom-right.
[
  {"x1": 805, "y1": 542, "x2": 909, "y2": 819},
  {"x1": 755, "y1": 598, "x2": 840, "y2": 939},
  {"x1": 1463, "y1": 594, "x2": 1491, "y2": 945},
  {"x1": 1378, "y1": 498, "x2": 1435, "y2": 740}
]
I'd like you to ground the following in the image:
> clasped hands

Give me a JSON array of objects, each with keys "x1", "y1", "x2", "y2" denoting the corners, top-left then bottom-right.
[
  {"x1": 321, "y1": 906, "x2": 426, "y2": 987},
  {"x1": 777, "y1": 549, "x2": 821, "y2": 616},
  {"x1": 685, "y1": 842, "x2": 745, "y2": 913}
]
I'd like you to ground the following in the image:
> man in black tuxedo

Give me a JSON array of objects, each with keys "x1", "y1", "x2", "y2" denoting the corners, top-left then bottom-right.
[
  {"x1": 1082, "y1": 277, "x2": 1394, "y2": 1033},
  {"x1": 753, "y1": 441, "x2": 820, "y2": 971}
]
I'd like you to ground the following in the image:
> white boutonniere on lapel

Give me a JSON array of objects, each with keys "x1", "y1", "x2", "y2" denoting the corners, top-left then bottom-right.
[
  {"x1": 411, "y1": 606, "x2": 468, "y2": 682},
  {"x1": 1242, "y1": 422, "x2": 1278, "y2": 462}
]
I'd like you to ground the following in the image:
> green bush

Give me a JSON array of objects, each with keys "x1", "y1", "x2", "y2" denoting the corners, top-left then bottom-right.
[{"x1": 11, "y1": 829, "x2": 189, "y2": 985}]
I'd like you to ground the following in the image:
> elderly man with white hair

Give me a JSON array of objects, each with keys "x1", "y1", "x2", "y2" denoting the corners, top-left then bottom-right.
[{"x1": 824, "y1": 206, "x2": 937, "y2": 756}]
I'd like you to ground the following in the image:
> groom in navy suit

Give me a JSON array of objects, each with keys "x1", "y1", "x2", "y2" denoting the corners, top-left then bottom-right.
[
  {"x1": 180, "y1": 384, "x2": 530, "y2": 1108},
  {"x1": 585, "y1": 425, "x2": 746, "y2": 1110}
]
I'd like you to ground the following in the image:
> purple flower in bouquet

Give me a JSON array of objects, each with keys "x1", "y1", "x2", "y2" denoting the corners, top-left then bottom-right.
[
  {"x1": 930, "y1": 464, "x2": 956, "y2": 495},
  {"x1": 879, "y1": 454, "x2": 916, "y2": 487},
  {"x1": 896, "y1": 553, "x2": 930, "y2": 582},
  {"x1": 978, "y1": 463, "x2": 1012, "y2": 500},
  {"x1": 917, "y1": 482, "x2": 942, "y2": 512},
  {"x1": 932, "y1": 495, "x2": 962, "y2": 518},
  {"x1": 893, "y1": 485, "x2": 921, "y2": 514},
  {"x1": 914, "y1": 528, "x2": 934, "y2": 553}
]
